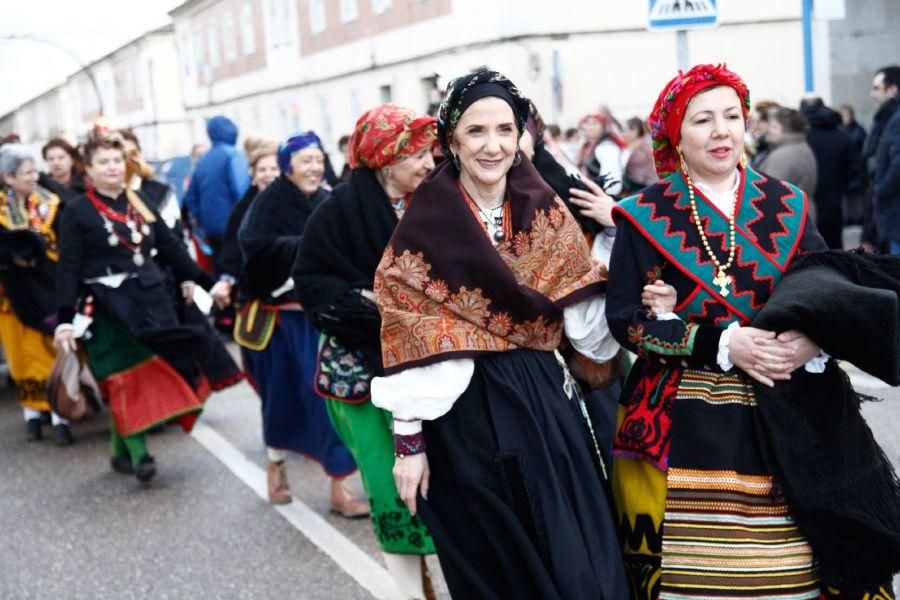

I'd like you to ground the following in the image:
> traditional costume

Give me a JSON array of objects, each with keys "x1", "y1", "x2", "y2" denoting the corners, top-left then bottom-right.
[
  {"x1": 371, "y1": 69, "x2": 628, "y2": 599},
  {"x1": 0, "y1": 183, "x2": 63, "y2": 430},
  {"x1": 237, "y1": 132, "x2": 356, "y2": 479},
  {"x1": 130, "y1": 171, "x2": 243, "y2": 393},
  {"x1": 606, "y1": 63, "x2": 898, "y2": 599},
  {"x1": 293, "y1": 104, "x2": 437, "y2": 557},
  {"x1": 56, "y1": 184, "x2": 215, "y2": 475}
]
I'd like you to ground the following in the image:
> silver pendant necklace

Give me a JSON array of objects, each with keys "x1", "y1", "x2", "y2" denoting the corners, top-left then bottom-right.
[{"x1": 475, "y1": 203, "x2": 505, "y2": 243}]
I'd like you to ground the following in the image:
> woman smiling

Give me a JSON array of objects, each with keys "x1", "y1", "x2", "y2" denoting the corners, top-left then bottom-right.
[{"x1": 371, "y1": 68, "x2": 629, "y2": 599}]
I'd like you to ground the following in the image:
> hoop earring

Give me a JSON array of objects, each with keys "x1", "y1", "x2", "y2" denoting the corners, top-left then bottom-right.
[{"x1": 512, "y1": 151, "x2": 522, "y2": 168}]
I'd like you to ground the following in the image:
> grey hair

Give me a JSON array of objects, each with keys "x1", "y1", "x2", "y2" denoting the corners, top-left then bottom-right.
[{"x1": 0, "y1": 143, "x2": 35, "y2": 178}]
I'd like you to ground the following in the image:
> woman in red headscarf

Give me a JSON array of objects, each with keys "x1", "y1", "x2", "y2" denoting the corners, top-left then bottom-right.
[
  {"x1": 293, "y1": 104, "x2": 438, "y2": 599},
  {"x1": 605, "y1": 65, "x2": 897, "y2": 599},
  {"x1": 577, "y1": 111, "x2": 627, "y2": 195}
]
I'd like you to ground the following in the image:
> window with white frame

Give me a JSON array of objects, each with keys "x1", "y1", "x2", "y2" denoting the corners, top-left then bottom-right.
[
  {"x1": 269, "y1": 0, "x2": 281, "y2": 46},
  {"x1": 371, "y1": 0, "x2": 391, "y2": 15},
  {"x1": 340, "y1": 0, "x2": 358, "y2": 22},
  {"x1": 240, "y1": 3, "x2": 256, "y2": 55},
  {"x1": 180, "y1": 33, "x2": 192, "y2": 76},
  {"x1": 280, "y1": 0, "x2": 293, "y2": 45},
  {"x1": 310, "y1": 0, "x2": 326, "y2": 34},
  {"x1": 193, "y1": 26, "x2": 204, "y2": 72},
  {"x1": 222, "y1": 11, "x2": 238, "y2": 62},
  {"x1": 207, "y1": 18, "x2": 221, "y2": 67}
]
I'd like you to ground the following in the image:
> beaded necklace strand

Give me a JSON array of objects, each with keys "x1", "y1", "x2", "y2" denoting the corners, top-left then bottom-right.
[{"x1": 680, "y1": 158, "x2": 738, "y2": 297}]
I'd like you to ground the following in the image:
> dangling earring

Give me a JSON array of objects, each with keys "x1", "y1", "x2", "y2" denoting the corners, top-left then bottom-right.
[
  {"x1": 740, "y1": 149, "x2": 749, "y2": 168},
  {"x1": 512, "y1": 150, "x2": 522, "y2": 168},
  {"x1": 677, "y1": 147, "x2": 689, "y2": 175},
  {"x1": 451, "y1": 155, "x2": 460, "y2": 169}
]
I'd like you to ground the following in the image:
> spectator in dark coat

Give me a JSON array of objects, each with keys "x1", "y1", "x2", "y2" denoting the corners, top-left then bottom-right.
[
  {"x1": 839, "y1": 104, "x2": 869, "y2": 226},
  {"x1": 866, "y1": 65, "x2": 900, "y2": 254},
  {"x1": 800, "y1": 98, "x2": 860, "y2": 249}
]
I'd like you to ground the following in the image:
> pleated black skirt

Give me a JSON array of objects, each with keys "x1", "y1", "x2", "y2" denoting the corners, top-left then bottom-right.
[{"x1": 420, "y1": 349, "x2": 628, "y2": 600}]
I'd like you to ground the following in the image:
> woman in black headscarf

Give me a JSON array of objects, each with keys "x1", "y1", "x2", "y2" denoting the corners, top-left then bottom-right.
[{"x1": 370, "y1": 68, "x2": 629, "y2": 599}]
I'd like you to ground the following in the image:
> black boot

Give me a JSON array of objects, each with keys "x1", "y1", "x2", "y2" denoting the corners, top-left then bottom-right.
[
  {"x1": 25, "y1": 418, "x2": 42, "y2": 442},
  {"x1": 53, "y1": 423, "x2": 75, "y2": 446},
  {"x1": 110, "y1": 454, "x2": 134, "y2": 475},
  {"x1": 135, "y1": 455, "x2": 157, "y2": 482}
]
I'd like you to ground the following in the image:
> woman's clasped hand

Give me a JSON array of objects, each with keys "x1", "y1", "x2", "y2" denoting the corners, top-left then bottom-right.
[{"x1": 727, "y1": 327, "x2": 821, "y2": 387}]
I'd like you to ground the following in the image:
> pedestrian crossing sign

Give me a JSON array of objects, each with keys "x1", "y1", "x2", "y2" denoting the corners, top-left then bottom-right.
[{"x1": 648, "y1": 0, "x2": 719, "y2": 31}]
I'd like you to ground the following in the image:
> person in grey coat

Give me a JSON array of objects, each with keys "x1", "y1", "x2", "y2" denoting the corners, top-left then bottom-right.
[{"x1": 758, "y1": 107, "x2": 819, "y2": 217}]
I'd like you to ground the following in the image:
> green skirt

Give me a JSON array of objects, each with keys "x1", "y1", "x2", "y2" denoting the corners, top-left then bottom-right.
[{"x1": 326, "y1": 399, "x2": 435, "y2": 555}]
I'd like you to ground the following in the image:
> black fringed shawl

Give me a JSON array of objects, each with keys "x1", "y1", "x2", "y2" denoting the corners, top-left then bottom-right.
[
  {"x1": 238, "y1": 174, "x2": 328, "y2": 304},
  {"x1": 292, "y1": 168, "x2": 395, "y2": 373},
  {"x1": 752, "y1": 250, "x2": 900, "y2": 593}
]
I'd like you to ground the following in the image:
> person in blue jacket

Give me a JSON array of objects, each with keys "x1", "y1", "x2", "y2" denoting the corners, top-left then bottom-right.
[{"x1": 183, "y1": 116, "x2": 250, "y2": 255}]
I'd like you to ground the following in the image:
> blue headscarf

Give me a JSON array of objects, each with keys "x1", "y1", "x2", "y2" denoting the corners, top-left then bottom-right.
[{"x1": 278, "y1": 131, "x2": 323, "y2": 173}]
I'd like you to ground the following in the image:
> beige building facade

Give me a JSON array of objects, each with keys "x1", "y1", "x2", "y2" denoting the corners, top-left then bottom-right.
[
  {"x1": 0, "y1": 26, "x2": 190, "y2": 161},
  {"x1": 4, "y1": 1, "x2": 897, "y2": 162},
  {"x1": 170, "y1": 0, "x2": 828, "y2": 156}
]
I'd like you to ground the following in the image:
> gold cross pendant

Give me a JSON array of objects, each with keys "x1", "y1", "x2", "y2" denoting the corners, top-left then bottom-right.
[{"x1": 713, "y1": 268, "x2": 731, "y2": 297}]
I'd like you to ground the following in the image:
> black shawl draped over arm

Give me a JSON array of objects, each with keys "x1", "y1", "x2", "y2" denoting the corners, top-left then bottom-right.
[
  {"x1": 752, "y1": 250, "x2": 900, "y2": 593},
  {"x1": 292, "y1": 168, "x2": 397, "y2": 373}
]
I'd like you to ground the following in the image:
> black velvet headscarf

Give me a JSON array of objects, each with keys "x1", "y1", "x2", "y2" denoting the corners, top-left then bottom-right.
[{"x1": 437, "y1": 67, "x2": 531, "y2": 160}]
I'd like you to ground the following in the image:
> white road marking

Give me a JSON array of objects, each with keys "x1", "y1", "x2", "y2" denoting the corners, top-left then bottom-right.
[
  {"x1": 842, "y1": 362, "x2": 892, "y2": 390},
  {"x1": 190, "y1": 423, "x2": 401, "y2": 600}
]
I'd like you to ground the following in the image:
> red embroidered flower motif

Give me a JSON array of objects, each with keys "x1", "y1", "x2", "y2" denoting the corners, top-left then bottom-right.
[
  {"x1": 437, "y1": 334, "x2": 457, "y2": 352},
  {"x1": 512, "y1": 230, "x2": 532, "y2": 256},
  {"x1": 487, "y1": 312, "x2": 514, "y2": 337},
  {"x1": 425, "y1": 278, "x2": 450, "y2": 302},
  {"x1": 444, "y1": 287, "x2": 491, "y2": 326},
  {"x1": 388, "y1": 250, "x2": 431, "y2": 290}
]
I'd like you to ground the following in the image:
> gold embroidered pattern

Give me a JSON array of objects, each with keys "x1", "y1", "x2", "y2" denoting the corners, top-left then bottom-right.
[
  {"x1": 376, "y1": 198, "x2": 603, "y2": 370},
  {"x1": 0, "y1": 187, "x2": 61, "y2": 261}
]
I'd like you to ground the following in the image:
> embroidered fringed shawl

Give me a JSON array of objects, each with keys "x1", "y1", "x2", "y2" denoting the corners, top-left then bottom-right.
[{"x1": 375, "y1": 158, "x2": 605, "y2": 375}]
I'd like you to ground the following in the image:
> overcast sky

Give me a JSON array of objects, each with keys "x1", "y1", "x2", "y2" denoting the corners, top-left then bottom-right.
[{"x1": 0, "y1": 1, "x2": 181, "y2": 115}]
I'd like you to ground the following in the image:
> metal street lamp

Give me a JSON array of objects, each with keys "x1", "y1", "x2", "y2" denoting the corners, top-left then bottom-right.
[{"x1": 0, "y1": 33, "x2": 105, "y2": 117}]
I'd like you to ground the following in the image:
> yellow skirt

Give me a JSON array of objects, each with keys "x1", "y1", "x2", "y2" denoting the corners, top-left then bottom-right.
[{"x1": 0, "y1": 303, "x2": 55, "y2": 412}]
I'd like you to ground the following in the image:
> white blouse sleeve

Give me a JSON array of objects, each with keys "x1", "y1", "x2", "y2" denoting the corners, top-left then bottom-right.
[
  {"x1": 371, "y1": 359, "x2": 475, "y2": 434},
  {"x1": 563, "y1": 232, "x2": 620, "y2": 363},
  {"x1": 564, "y1": 297, "x2": 620, "y2": 363}
]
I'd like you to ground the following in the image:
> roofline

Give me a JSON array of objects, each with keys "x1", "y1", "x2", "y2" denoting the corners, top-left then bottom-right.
[{"x1": 169, "y1": 0, "x2": 213, "y2": 18}]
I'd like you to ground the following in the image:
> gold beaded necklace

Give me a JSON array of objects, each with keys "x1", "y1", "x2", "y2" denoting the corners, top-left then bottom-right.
[{"x1": 680, "y1": 153, "x2": 738, "y2": 297}]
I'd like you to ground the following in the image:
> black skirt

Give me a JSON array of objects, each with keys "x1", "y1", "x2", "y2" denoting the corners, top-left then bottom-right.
[{"x1": 420, "y1": 349, "x2": 628, "y2": 600}]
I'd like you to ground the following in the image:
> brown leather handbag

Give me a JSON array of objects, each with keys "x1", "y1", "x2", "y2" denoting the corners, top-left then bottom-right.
[{"x1": 47, "y1": 351, "x2": 102, "y2": 421}]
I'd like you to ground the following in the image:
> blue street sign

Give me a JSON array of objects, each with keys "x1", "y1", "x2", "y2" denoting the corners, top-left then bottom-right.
[{"x1": 648, "y1": 0, "x2": 719, "y2": 31}]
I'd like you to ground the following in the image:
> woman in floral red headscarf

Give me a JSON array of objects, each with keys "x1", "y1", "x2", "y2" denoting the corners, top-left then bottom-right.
[
  {"x1": 606, "y1": 65, "x2": 897, "y2": 599},
  {"x1": 293, "y1": 104, "x2": 438, "y2": 599}
]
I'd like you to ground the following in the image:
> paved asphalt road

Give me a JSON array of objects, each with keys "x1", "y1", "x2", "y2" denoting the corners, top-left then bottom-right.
[{"x1": 1, "y1": 357, "x2": 898, "y2": 599}]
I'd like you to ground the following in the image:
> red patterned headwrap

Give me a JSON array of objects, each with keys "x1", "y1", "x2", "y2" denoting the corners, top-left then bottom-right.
[
  {"x1": 348, "y1": 104, "x2": 437, "y2": 170},
  {"x1": 649, "y1": 64, "x2": 751, "y2": 178}
]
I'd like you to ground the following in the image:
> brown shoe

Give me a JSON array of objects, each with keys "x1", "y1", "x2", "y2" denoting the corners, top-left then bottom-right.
[
  {"x1": 267, "y1": 460, "x2": 292, "y2": 504},
  {"x1": 329, "y1": 479, "x2": 370, "y2": 519}
]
